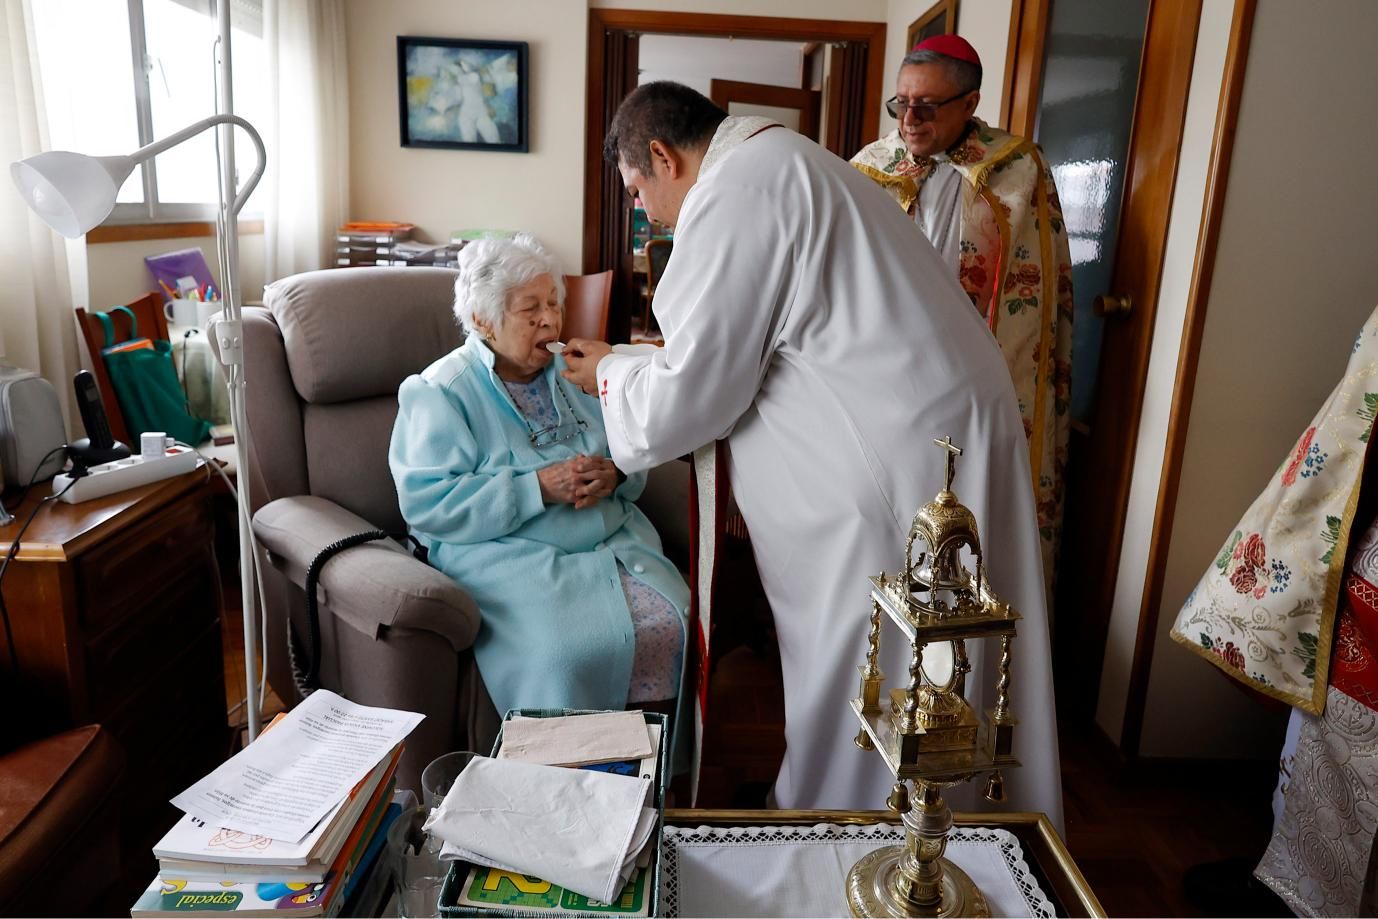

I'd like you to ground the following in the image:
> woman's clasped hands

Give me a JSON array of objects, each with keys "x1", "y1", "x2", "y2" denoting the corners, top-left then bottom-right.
[{"x1": 537, "y1": 454, "x2": 620, "y2": 509}]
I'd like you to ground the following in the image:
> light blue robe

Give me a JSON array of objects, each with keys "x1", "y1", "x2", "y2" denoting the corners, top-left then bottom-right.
[{"x1": 388, "y1": 334, "x2": 690, "y2": 723}]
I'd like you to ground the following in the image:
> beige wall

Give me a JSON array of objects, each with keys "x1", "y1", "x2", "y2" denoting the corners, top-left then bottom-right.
[
  {"x1": 1097, "y1": 0, "x2": 1378, "y2": 758},
  {"x1": 1097, "y1": 0, "x2": 1234, "y2": 747},
  {"x1": 342, "y1": 0, "x2": 894, "y2": 272},
  {"x1": 345, "y1": 0, "x2": 588, "y2": 272},
  {"x1": 883, "y1": 0, "x2": 1011, "y2": 131},
  {"x1": 84, "y1": 234, "x2": 265, "y2": 315},
  {"x1": 1134, "y1": 0, "x2": 1378, "y2": 758}
]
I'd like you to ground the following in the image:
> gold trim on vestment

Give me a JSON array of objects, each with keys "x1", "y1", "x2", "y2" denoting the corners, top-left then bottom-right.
[
  {"x1": 1028, "y1": 163, "x2": 1056, "y2": 501},
  {"x1": 852, "y1": 161, "x2": 918, "y2": 213}
]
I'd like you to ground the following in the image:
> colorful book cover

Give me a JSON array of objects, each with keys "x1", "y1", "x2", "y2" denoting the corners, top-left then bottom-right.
[
  {"x1": 131, "y1": 875, "x2": 341, "y2": 917},
  {"x1": 455, "y1": 866, "x2": 650, "y2": 917},
  {"x1": 134, "y1": 778, "x2": 397, "y2": 917},
  {"x1": 336, "y1": 803, "x2": 401, "y2": 906}
]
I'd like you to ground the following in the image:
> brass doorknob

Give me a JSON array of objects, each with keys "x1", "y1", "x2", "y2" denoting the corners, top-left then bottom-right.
[{"x1": 1094, "y1": 293, "x2": 1133, "y2": 316}]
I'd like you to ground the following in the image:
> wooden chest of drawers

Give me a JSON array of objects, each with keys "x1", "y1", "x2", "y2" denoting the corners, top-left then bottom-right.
[{"x1": 0, "y1": 470, "x2": 229, "y2": 846}]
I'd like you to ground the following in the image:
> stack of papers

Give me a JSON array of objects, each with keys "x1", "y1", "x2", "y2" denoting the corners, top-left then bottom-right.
[
  {"x1": 132, "y1": 691, "x2": 423, "y2": 918},
  {"x1": 425, "y1": 712, "x2": 661, "y2": 911}
]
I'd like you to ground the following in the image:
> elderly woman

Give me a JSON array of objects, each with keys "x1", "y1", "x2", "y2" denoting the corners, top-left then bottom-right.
[{"x1": 389, "y1": 234, "x2": 689, "y2": 728}]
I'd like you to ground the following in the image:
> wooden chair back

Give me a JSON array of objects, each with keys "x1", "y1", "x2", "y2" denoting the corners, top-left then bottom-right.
[
  {"x1": 74, "y1": 291, "x2": 170, "y2": 445},
  {"x1": 640, "y1": 239, "x2": 673, "y2": 334},
  {"x1": 562, "y1": 270, "x2": 613, "y2": 342}
]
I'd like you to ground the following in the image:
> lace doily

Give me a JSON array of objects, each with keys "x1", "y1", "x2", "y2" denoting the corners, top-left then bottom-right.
[{"x1": 658, "y1": 822, "x2": 1055, "y2": 918}]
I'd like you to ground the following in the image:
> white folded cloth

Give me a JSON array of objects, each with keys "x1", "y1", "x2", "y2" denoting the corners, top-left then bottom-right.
[{"x1": 423, "y1": 756, "x2": 655, "y2": 903}]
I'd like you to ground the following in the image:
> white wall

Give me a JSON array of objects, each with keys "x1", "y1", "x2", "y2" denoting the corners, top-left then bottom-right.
[
  {"x1": 345, "y1": 0, "x2": 588, "y2": 273},
  {"x1": 593, "y1": 0, "x2": 887, "y2": 20},
  {"x1": 884, "y1": 0, "x2": 1011, "y2": 131},
  {"x1": 639, "y1": 35, "x2": 807, "y2": 99},
  {"x1": 1097, "y1": 0, "x2": 1378, "y2": 759}
]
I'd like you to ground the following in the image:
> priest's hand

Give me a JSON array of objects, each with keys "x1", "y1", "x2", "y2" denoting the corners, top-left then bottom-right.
[
  {"x1": 561, "y1": 339, "x2": 613, "y2": 396},
  {"x1": 573, "y1": 455, "x2": 619, "y2": 509}
]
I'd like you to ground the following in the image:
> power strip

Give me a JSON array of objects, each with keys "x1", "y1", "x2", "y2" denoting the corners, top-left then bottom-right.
[{"x1": 52, "y1": 447, "x2": 200, "y2": 504}]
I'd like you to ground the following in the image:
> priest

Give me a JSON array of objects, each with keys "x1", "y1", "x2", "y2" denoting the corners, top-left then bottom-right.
[
  {"x1": 851, "y1": 36, "x2": 1074, "y2": 592},
  {"x1": 1172, "y1": 305, "x2": 1378, "y2": 916},
  {"x1": 562, "y1": 81, "x2": 1062, "y2": 825}
]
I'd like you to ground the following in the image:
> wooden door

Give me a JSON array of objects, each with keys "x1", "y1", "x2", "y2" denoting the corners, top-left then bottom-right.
[
  {"x1": 710, "y1": 79, "x2": 821, "y2": 141},
  {"x1": 1001, "y1": 0, "x2": 1207, "y2": 729},
  {"x1": 583, "y1": 9, "x2": 886, "y2": 342}
]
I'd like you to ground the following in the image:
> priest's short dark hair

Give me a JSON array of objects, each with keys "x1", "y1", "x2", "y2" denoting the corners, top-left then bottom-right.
[{"x1": 604, "y1": 81, "x2": 727, "y2": 174}]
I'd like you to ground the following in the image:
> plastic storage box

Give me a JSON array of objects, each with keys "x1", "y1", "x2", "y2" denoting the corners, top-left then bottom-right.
[{"x1": 438, "y1": 708, "x2": 668, "y2": 918}]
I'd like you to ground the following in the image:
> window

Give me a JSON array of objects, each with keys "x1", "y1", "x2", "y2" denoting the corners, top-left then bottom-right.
[{"x1": 31, "y1": 0, "x2": 266, "y2": 223}]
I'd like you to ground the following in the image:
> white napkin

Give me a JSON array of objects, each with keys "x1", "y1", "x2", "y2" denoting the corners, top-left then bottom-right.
[{"x1": 423, "y1": 756, "x2": 654, "y2": 903}]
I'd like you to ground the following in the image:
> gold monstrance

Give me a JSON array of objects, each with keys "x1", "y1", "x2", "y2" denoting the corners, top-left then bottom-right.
[{"x1": 846, "y1": 437, "x2": 1020, "y2": 918}]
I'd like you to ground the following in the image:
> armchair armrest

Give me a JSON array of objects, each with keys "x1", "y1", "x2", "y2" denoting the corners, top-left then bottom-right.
[{"x1": 252, "y1": 496, "x2": 480, "y2": 652}]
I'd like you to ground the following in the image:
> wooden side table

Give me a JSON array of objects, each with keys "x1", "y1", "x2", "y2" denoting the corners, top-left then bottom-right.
[
  {"x1": 0, "y1": 469, "x2": 229, "y2": 848},
  {"x1": 664, "y1": 808, "x2": 1105, "y2": 917}
]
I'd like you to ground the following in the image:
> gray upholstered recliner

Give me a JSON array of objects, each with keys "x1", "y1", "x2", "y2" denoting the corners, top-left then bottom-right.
[{"x1": 216, "y1": 267, "x2": 688, "y2": 794}]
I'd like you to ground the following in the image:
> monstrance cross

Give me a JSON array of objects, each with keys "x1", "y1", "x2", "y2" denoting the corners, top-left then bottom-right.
[{"x1": 934, "y1": 435, "x2": 962, "y2": 492}]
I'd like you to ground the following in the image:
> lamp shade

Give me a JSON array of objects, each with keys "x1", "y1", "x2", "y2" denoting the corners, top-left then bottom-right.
[{"x1": 9, "y1": 151, "x2": 135, "y2": 238}]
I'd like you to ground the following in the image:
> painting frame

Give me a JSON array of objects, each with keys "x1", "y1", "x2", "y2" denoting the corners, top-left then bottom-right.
[
  {"x1": 906, "y1": 0, "x2": 960, "y2": 52},
  {"x1": 397, "y1": 35, "x2": 529, "y2": 153}
]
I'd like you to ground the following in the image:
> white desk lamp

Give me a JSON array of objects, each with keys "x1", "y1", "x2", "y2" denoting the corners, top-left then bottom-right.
[{"x1": 10, "y1": 112, "x2": 268, "y2": 741}]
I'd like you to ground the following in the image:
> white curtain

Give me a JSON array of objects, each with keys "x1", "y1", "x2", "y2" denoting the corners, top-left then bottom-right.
[
  {"x1": 0, "y1": 0, "x2": 82, "y2": 432},
  {"x1": 261, "y1": 0, "x2": 349, "y2": 281}
]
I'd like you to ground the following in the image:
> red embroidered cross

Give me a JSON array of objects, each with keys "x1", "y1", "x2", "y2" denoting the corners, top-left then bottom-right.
[{"x1": 600, "y1": 378, "x2": 610, "y2": 406}]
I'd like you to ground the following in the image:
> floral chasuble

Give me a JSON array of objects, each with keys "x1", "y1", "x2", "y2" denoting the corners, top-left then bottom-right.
[
  {"x1": 1171, "y1": 306, "x2": 1378, "y2": 716},
  {"x1": 851, "y1": 118, "x2": 1073, "y2": 586}
]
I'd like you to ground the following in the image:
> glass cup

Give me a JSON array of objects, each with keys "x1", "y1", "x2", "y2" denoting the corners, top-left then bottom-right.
[
  {"x1": 388, "y1": 804, "x2": 446, "y2": 918},
  {"x1": 421, "y1": 750, "x2": 477, "y2": 812}
]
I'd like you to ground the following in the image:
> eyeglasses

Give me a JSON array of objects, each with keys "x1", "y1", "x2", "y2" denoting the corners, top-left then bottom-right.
[
  {"x1": 885, "y1": 91, "x2": 971, "y2": 121},
  {"x1": 524, "y1": 382, "x2": 589, "y2": 448}
]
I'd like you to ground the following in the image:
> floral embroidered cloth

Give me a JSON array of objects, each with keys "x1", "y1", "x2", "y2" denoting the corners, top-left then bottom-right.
[
  {"x1": 851, "y1": 118, "x2": 1074, "y2": 589},
  {"x1": 1170, "y1": 305, "x2": 1378, "y2": 715}
]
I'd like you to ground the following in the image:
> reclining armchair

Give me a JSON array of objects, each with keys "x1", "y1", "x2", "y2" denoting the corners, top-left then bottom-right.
[{"x1": 217, "y1": 267, "x2": 688, "y2": 793}]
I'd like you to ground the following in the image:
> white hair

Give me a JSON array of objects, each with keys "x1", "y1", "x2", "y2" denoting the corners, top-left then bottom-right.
[{"x1": 453, "y1": 233, "x2": 565, "y2": 336}]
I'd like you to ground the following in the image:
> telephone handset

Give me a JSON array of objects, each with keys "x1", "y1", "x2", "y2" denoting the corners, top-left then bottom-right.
[{"x1": 67, "y1": 371, "x2": 129, "y2": 472}]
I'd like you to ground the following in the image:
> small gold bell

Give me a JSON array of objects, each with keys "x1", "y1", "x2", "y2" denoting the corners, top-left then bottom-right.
[
  {"x1": 983, "y1": 770, "x2": 1006, "y2": 803},
  {"x1": 854, "y1": 727, "x2": 875, "y2": 751},
  {"x1": 886, "y1": 781, "x2": 910, "y2": 814}
]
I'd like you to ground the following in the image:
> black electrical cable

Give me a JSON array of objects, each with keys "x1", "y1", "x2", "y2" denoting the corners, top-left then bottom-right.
[
  {"x1": 296, "y1": 530, "x2": 388, "y2": 695},
  {"x1": 0, "y1": 476, "x2": 78, "y2": 671},
  {"x1": 10, "y1": 445, "x2": 66, "y2": 508}
]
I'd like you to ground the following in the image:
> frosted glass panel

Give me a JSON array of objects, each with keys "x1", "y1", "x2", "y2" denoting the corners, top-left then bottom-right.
[
  {"x1": 31, "y1": 0, "x2": 142, "y2": 203},
  {"x1": 1035, "y1": 0, "x2": 1150, "y2": 422},
  {"x1": 144, "y1": 0, "x2": 266, "y2": 207}
]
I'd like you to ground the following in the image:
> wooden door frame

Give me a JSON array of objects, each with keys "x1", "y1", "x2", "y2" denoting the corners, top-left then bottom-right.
[
  {"x1": 582, "y1": 9, "x2": 887, "y2": 275},
  {"x1": 1004, "y1": 0, "x2": 1208, "y2": 734},
  {"x1": 1119, "y1": 0, "x2": 1258, "y2": 758},
  {"x1": 710, "y1": 79, "x2": 822, "y2": 140},
  {"x1": 1000, "y1": 0, "x2": 1052, "y2": 135}
]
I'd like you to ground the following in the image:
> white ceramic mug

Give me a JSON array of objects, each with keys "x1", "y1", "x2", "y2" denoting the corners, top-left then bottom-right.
[
  {"x1": 196, "y1": 299, "x2": 222, "y2": 329},
  {"x1": 164, "y1": 298, "x2": 197, "y2": 327}
]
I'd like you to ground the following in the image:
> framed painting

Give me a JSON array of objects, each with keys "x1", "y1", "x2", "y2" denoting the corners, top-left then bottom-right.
[
  {"x1": 907, "y1": 0, "x2": 960, "y2": 51},
  {"x1": 397, "y1": 36, "x2": 529, "y2": 152}
]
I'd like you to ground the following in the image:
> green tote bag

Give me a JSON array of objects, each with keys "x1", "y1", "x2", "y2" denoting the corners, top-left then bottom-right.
[{"x1": 96, "y1": 306, "x2": 211, "y2": 447}]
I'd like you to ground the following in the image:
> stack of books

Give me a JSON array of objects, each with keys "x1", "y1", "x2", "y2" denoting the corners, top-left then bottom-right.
[
  {"x1": 131, "y1": 716, "x2": 405, "y2": 918},
  {"x1": 389, "y1": 240, "x2": 460, "y2": 268},
  {"x1": 335, "y1": 221, "x2": 415, "y2": 268}
]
